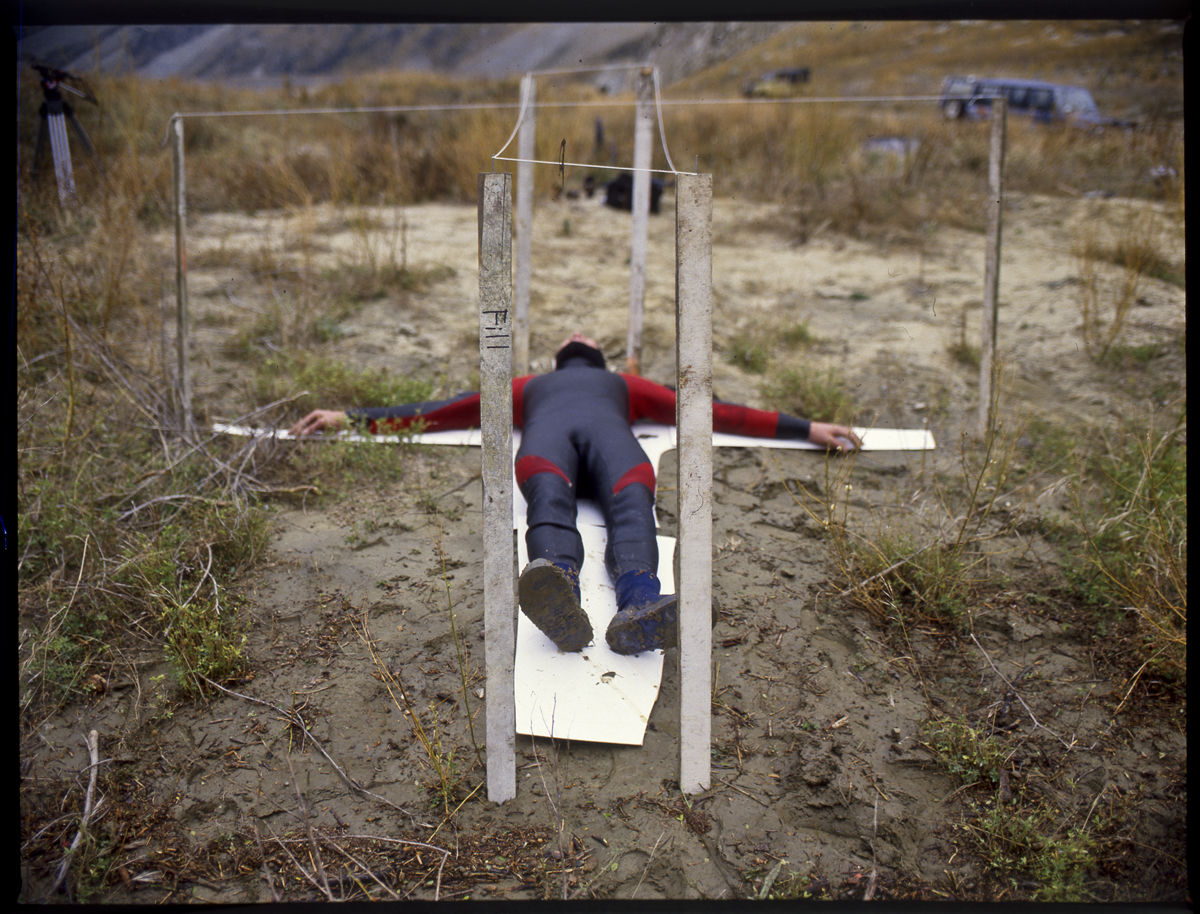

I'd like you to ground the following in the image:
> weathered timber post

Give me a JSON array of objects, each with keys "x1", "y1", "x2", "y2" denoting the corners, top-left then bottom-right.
[
  {"x1": 625, "y1": 68, "x2": 654, "y2": 375},
  {"x1": 674, "y1": 173, "x2": 714, "y2": 794},
  {"x1": 514, "y1": 75, "x2": 535, "y2": 376},
  {"x1": 171, "y1": 115, "x2": 193, "y2": 437},
  {"x1": 478, "y1": 173, "x2": 516, "y2": 803},
  {"x1": 978, "y1": 97, "x2": 1006, "y2": 438}
]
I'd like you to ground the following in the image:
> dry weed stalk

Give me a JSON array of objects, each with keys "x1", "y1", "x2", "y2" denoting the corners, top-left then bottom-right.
[
  {"x1": 357, "y1": 611, "x2": 464, "y2": 821},
  {"x1": 199, "y1": 674, "x2": 425, "y2": 828},
  {"x1": 1073, "y1": 209, "x2": 1161, "y2": 360}
]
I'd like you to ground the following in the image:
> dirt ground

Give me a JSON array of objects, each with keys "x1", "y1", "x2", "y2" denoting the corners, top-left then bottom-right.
[{"x1": 20, "y1": 184, "x2": 1187, "y2": 902}]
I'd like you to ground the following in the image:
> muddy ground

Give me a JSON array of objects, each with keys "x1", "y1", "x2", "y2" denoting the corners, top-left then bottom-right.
[{"x1": 20, "y1": 183, "x2": 1187, "y2": 903}]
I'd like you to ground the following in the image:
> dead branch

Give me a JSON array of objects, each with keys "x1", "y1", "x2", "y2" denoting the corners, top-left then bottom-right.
[
  {"x1": 46, "y1": 729, "x2": 103, "y2": 900},
  {"x1": 200, "y1": 675, "x2": 427, "y2": 828},
  {"x1": 970, "y1": 634, "x2": 1112, "y2": 751}
]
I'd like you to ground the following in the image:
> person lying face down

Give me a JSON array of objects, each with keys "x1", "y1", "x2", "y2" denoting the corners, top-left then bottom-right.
[{"x1": 289, "y1": 332, "x2": 861, "y2": 655}]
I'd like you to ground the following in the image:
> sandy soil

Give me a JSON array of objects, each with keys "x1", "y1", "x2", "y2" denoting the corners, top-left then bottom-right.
[{"x1": 21, "y1": 186, "x2": 1186, "y2": 902}]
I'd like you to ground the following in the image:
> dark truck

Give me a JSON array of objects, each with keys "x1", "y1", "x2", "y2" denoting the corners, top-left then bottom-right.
[
  {"x1": 743, "y1": 67, "x2": 810, "y2": 98},
  {"x1": 939, "y1": 76, "x2": 1134, "y2": 128}
]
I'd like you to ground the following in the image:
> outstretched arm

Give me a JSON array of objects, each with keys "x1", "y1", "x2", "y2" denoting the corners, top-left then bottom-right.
[
  {"x1": 288, "y1": 377, "x2": 534, "y2": 438},
  {"x1": 622, "y1": 374, "x2": 861, "y2": 451}
]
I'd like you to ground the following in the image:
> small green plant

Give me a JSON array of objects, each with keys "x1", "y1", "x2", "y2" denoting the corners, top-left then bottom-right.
[
  {"x1": 160, "y1": 595, "x2": 248, "y2": 697},
  {"x1": 757, "y1": 860, "x2": 824, "y2": 899},
  {"x1": 252, "y1": 352, "x2": 435, "y2": 418},
  {"x1": 949, "y1": 308, "x2": 981, "y2": 369},
  {"x1": 761, "y1": 364, "x2": 858, "y2": 424},
  {"x1": 725, "y1": 333, "x2": 770, "y2": 374},
  {"x1": 959, "y1": 798, "x2": 1097, "y2": 902},
  {"x1": 780, "y1": 321, "x2": 817, "y2": 347},
  {"x1": 923, "y1": 716, "x2": 1008, "y2": 785}
]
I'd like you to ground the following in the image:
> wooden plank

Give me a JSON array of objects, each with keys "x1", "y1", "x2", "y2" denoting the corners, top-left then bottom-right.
[
  {"x1": 674, "y1": 172, "x2": 714, "y2": 794},
  {"x1": 478, "y1": 172, "x2": 516, "y2": 803}
]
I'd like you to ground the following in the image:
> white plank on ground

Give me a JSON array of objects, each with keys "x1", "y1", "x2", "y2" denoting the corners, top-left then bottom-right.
[{"x1": 212, "y1": 421, "x2": 934, "y2": 745}]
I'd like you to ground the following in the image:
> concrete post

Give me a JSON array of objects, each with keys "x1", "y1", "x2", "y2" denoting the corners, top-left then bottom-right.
[
  {"x1": 477, "y1": 173, "x2": 516, "y2": 803},
  {"x1": 674, "y1": 173, "x2": 714, "y2": 794},
  {"x1": 978, "y1": 98, "x2": 1006, "y2": 438},
  {"x1": 625, "y1": 68, "x2": 654, "y2": 375},
  {"x1": 514, "y1": 75, "x2": 535, "y2": 376},
  {"x1": 171, "y1": 116, "x2": 193, "y2": 437}
]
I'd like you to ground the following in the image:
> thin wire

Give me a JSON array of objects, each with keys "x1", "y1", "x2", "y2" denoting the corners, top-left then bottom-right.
[
  {"x1": 492, "y1": 75, "x2": 533, "y2": 167},
  {"x1": 651, "y1": 68, "x2": 678, "y2": 175},
  {"x1": 162, "y1": 93, "x2": 949, "y2": 147},
  {"x1": 525, "y1": 62, "x2": 649, "y2": 77},
  {"x1": 492, "y1": 155, "x2": 683, "y2": 176}
]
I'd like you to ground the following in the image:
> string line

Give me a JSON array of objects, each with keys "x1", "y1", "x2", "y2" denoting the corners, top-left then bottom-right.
[{"x1": 492, "y1": 156, "x2": 684, "y2": 176}]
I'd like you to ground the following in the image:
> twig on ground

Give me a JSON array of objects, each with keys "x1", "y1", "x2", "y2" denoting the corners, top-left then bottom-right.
[
  {"x1": 283, "y1": 749, "x2": 333, "y2": 900},
  {"x1": 863, "y1": 797, "x2": 878, "y2": 901},
  {"x1": 632, "y1": 830, "x2": 666, "y2": 899},
  {"x1": 317, "y1": 838, "x2": 402, "y2": 901},
  {"x1": 716, "y1": 776, "x2": 772, "y2": 807},
  {"x1": 253, "y1": 810, "x2": 282, "y2": 902},
  {"x1": 970, "y1": 634, "x2": 1112, "y2": 751},
  {"x1": 262, "y1": 818, "x2": 330, "y2": 900},
  {"x1": 200, "y1": 675, "x2": 427, "y2": 827}
]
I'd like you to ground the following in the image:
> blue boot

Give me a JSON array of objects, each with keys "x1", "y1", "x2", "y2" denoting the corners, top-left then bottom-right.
[
  {"x1": 518, "y1": 559, "x2": 592, "y2": 652},
  {"x1": 606, "y1": 571, "x2": 721, "y2": 655},
  {"x1": 606, "y1": 571, "x2": 678, "y2": 655}
]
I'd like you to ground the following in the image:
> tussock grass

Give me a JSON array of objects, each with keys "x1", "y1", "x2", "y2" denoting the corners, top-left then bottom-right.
[
  {"x1": 761, "y1": 365, "x2": 859, "y2": 426},
  {"x1": 1068, "y1": 413, "x2": 1187, "y2": 686}
]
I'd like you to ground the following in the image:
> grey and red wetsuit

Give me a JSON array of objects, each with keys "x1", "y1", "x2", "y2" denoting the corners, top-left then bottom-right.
[{"x1": 347, "y1": 344, "x2": 812, "y2": 590}]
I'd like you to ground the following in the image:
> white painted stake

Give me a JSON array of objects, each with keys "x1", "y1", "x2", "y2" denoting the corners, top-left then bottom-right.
[
  {"x1": 171, "y1": 116, "x2": 193, "y2": 436},
  {"x1": 625, "y1": 68, "x2": 654, "y2": 375},
  {"x1": 478, "y1": 173, "x2": 516, "y2": 803},
  {"x1": 674, "y1": 173, "x2": 713, "y2": 794},
  {"x1": 514, "y1": 75, "x2": 535, "y2": 376},
  {"x1": 978, "y1": 97, "x2": 1006, "y2": 438}
]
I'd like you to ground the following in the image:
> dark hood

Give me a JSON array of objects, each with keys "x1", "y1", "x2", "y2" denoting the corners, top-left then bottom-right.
[{"x1": 554, "y1": 341, "x2": 607, "y2": 371}]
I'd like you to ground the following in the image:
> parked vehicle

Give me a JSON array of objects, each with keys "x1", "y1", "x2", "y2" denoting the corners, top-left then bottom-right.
[
  {"x1": 939, "y1": 76, "x2": 1133, "y2": 128},
  {"x1": 743, "y1": 67, "x2": 810, "y2": 97}
]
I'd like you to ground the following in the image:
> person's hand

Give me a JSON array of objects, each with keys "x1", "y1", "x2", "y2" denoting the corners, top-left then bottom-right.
[
  {"x1": 807, "y1": 422, "x2": 862, "y2": 453},
  {"x1": 289, "y1": 409, "x2": 348, "y2": 437}
]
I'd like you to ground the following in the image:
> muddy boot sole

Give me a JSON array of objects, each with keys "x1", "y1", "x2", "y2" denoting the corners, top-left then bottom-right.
[
  {"x1": 605, "y1": 596, "x2": 721, "y2": 655},
  {"x1": 518, "y1": 559, "x2": 593, "y2": 652},
  {"x1": 605, "y1": 595, "x2": 679, "y2": 655}
]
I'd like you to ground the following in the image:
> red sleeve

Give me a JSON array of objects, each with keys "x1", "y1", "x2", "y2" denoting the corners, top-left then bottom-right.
[
  {"x1": 621, "y1": 373, "x2": 784, "y2": 437},
  {"x1": 362, "y1": 375, "x2": 536, "y2": 434},
  {"x1": 512, "y1": 375, "x2": 532, "y2": 428},
  {"x1": 621, "y1": 374, "x2": 679, "y2": 424}
]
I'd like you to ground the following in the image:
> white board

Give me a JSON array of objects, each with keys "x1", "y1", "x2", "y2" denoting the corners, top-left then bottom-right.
[
  {"x1": 213, "y1": 421, "x2": 933, "y2": 745},
  {"x1": 213, "y1": 422, "x2": 934, "y2": 453},
  {"x1": 514, "y1": 514, "x2": 673, "y2": 745}
]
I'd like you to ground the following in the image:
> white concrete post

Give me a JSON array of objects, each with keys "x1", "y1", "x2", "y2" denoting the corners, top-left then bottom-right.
[
  {"x1": 171, "y1": 116, "x2": 193, "y2": 437},
  {"x1": 674, "y1": 173, "x2": 714, "y2": 794},
  {"x1": 978, "y1": 97, "x2": 1006, "y2": 438},
  {"x1": 477, "y1": 173, "x2": 516, "y2": 803},
  {"x1": 625, "y1": 68, "x2": 654, "y2": 375},
  {"x1": 514, "y1": 75, "x2": 535, "y2": 376}
]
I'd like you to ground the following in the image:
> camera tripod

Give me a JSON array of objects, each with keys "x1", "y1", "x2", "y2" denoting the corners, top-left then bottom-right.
[{"x1": 30, "y1": 63, "x2": 103, "y2": 204}]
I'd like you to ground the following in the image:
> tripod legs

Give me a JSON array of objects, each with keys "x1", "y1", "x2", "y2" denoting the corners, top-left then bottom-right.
[
  {"x1": 67, "y1": 112, "x2": 103, "y2": 173},
  {"x1": 48, "y1": 112, "x2": 78, "y2": 205},
  {"x1": 32, "y1": 104, "x2": 102, "y2": 204}
]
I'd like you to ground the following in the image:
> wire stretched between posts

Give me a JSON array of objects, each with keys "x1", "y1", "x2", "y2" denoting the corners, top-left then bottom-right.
[
  {"x1": 491, "y1": 73, "x2": 534, "y2": 171},
  {"x1": 492, "y1": 65, "x2": 690, "y2": 177},
  {"x1": 651, "y1": 67, "x2": 678, "y2": 175}
]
